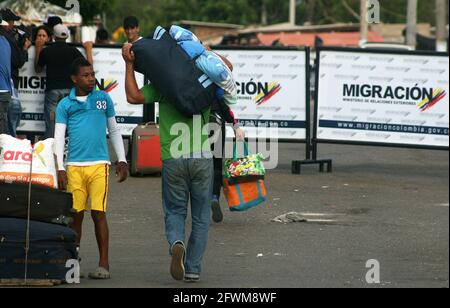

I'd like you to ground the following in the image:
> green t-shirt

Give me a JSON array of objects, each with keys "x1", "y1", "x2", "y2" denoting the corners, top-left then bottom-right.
[{"x1": 141, "y1": 84, "x2": 211, "y2": 161}]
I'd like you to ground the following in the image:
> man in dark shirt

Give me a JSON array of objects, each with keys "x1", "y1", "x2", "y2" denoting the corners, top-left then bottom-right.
[
  {"x1": 0, "y1": 8, "x2": 31, "y2": 137},
  {"x1": 35, "y1": 23, "x2": 93, "y2": 138}
]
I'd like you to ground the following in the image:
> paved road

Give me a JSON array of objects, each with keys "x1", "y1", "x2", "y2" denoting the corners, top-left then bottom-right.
[{"x1": 65, "y1": 143, "x2": 449, "y2": 288}]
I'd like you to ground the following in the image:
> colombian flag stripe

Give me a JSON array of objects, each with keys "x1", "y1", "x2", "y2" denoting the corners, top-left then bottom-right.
[
  {"x1": 255, "y1": 83, "x2": 282, "y2": 106},
  {"x1": 418, "y1": 88, "x2": 447, "y2": 112},
  {"x1": 256, "y1": 85, "x2": 282, "y2": 106},
  {"x1": 421, "y1": 91, "x2": 447, "y2": 112}
]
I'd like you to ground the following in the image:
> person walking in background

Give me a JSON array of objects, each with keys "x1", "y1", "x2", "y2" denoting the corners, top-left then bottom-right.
[
  {"x1": 35, "y1": 23, "x2": 94, "y2": 138},
  {"x1": 0, "y1": 15, "x2": 13, "y2": 134},
  {"x1": 210, "y1": 101, "x2": 245, "y2": 223},
  {"x1": 54, "y1": 58, "x2": 128, "y2": 280},
  {"x1": 123, "y1": 16, "x2": 142, "y2": 44},
  {"x1": 0, "y1": 8, "x2": 31, "y2": 137},
  {"x1": 201, "y1": 45, "x2": 244, "y2": 223}
]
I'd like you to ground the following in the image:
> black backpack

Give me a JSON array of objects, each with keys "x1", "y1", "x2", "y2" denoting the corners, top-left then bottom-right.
[{"x1": 132, "y1": 26, "x2": 217, "y2": 117}]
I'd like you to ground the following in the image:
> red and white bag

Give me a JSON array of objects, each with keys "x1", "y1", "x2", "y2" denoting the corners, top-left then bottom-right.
[{"x1": 0, "y1": 134, "x2": 58, "y2": 189}]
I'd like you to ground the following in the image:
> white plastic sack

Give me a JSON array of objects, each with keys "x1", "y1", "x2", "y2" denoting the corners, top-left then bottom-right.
[{"x1": 0, "y1": 134, "x2": 58, "y2": 189}]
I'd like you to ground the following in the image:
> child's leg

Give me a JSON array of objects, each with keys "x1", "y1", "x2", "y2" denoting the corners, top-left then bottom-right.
[
  {"x1": 67, "y1": 166, "x2": 89, "y2": 246},
  {"x1": 87, "y1": 164, "x2": 110, "y2": 270},
  {"x1": 91, "y1": 210, "x2": 110, "y2": 270},
  {"x1": 72, "y1": 211, "x2": 85, "y2": 246}
]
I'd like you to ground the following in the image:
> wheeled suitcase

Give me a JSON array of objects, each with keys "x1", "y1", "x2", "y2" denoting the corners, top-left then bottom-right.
[
  {"x1": 0, "y1": 183, "x2": 74, "y2": 226},
  {"x1": 0, "y1": 217, "x2": 78, "y2": 281},
  {"x1": 130, "y1": 123, "x2": 162, "y2": 176}
]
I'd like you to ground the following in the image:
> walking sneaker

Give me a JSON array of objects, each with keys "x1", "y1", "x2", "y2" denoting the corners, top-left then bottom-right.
[
  {"x1": 184, "y1": 273, "x2": 200, "y2": 283},
  {"x1": 211, "y1": 197, "x2": 223, "y2": 223},
  {"x1": 170, "y1": 242, "x2": 186, "y2": 281}
]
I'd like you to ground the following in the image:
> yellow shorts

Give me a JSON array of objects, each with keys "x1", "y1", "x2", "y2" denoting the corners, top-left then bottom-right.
[{"x1": 67, "y1": 164, "x2": 110, "y2": 213}]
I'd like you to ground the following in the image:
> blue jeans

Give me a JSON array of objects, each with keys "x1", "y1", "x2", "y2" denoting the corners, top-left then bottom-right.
[
  {"x1": 44, "y1": 89, "x2": 70, "y2": 139},
  {"x1": 162, "y1": 158, "x2": 214, "y2": 275},
  {"x1": 0, "y1": 92, "x2": 10, "y2": 134},
  {"x1": 7, "y1": 90, "x2": 21, "y2": 137}
]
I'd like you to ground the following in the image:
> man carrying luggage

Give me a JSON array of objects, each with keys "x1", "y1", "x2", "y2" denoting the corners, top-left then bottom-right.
[
  {"x1": 122, "y1": 43, "x2": 213, "y2": 283},
  {"x1": 54, "y1": 57, "x2": 128, "y2": 280}
]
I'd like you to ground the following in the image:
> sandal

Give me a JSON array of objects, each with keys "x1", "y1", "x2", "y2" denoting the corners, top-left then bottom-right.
[{"x1": 88, "y1": 267, "x2": 111, "y2": 280}]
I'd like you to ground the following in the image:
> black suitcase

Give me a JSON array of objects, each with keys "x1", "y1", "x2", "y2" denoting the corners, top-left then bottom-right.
[
  {"x1": 0, "y1": 217, "x2": 78, "y2": 281},
  {"x1": 0, "y1": 183, "x2": 74, "y2": 226},
  {"x1": 132, "y1": 26, "x2": 217, "y2": 117}
]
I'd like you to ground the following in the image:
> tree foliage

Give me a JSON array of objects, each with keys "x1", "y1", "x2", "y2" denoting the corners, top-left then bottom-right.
[
  {"x1": 2, "y1": 0, "x2": 442, "y2": 36},
  {"x1": 46, "y1": 0, "x2": 114, "y2": 22},
  {"x1": 104, "y1": 0, "x2": 441, "y2": 34}
]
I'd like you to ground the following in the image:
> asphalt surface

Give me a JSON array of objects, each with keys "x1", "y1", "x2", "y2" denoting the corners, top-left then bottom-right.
[{"x1": 64, "y1": 142, "x2": 449, "y2": 288}]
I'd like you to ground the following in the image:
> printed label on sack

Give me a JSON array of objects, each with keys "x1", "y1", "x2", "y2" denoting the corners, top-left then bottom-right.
[{"x1": 0, "y1": 172, "x2": 56, "y2": 187}]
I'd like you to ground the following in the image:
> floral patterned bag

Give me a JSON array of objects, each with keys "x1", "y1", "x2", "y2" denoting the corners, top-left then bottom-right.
[{"x1": 224, "y1": 142, "x2": 265, "y2": 180}]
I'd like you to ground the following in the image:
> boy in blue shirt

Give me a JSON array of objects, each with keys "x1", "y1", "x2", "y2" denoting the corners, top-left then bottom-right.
[{"x1": 55, "y1": 57, "x2": 128, "y2": 280}]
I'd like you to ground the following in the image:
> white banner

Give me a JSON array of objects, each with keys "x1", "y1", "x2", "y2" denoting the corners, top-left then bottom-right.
[
  {"x1": 17, "y1": 46, "x2": 144, "y2": 136},
  {"x1": 217, "y1": 49, "x2": 308, "y2": 140},
  {"x1": 316, "y1": 50, "x2": 449, "y2": 148},
  {"x1": 17, "y1": 46, "x2": 46, "y2": 133}
]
